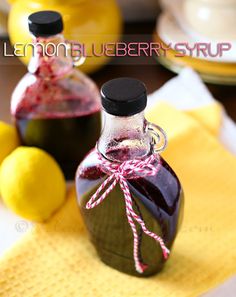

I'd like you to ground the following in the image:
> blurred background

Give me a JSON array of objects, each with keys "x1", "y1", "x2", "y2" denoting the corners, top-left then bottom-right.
[{"x1": 1, "y1": 0, "x2": 236, "y2": 123}]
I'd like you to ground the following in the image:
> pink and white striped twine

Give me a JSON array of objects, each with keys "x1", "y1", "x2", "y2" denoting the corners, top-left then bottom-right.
[{"x1": 86, "y1": 151, "x2": 170, "y2": 274}]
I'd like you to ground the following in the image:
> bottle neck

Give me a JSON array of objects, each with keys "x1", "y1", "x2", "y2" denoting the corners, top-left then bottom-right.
[
  {"x1": 28, "y1": 34, "x2": 73, "y2": 78},
  {"x1": 97, "y1": 111, "x2": 153, "y2": 162}
]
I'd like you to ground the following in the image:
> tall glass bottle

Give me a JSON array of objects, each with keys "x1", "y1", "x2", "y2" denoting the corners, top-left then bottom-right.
[
  {"x1": 76, "y1": 78, "x2": 184, "y2": 277},
  {"x1": 11, "y1": 11, "x2": 101, "y2": 179}
]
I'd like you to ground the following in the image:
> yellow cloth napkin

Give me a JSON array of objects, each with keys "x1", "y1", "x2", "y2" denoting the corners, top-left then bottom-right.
[
  {"x1": 185, "y1": 103, "x2": 222, "y2": 138},
  {"x1": 1, "y1": 102, "x2": 236, "y2": 297}
]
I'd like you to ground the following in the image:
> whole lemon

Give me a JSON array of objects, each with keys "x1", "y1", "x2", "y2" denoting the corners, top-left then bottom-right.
[
  {"x1": 0, "y1": 121, "x2": 19, "y2": 165},
  {"x1": 0, "y1": 147, "x2": 66, "y2": 222}
]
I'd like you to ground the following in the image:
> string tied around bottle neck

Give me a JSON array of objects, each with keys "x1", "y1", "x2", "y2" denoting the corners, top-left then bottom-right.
[{"x1": 86, "y1": 150, "x2": 170, "y2": 274}]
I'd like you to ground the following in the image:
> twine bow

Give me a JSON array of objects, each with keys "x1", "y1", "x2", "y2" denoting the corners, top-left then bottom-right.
[{"x1": 86, "y1": 151, "x2": 170, "y2": 273}]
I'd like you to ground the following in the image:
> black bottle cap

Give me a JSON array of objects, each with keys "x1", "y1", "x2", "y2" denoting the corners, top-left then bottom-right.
[
  {"x1": 28, "y1": 11, "x2": 63, "y2": 37},
  {"x1": 101, "y1": 78, "x2": 147, "y2": 116}
]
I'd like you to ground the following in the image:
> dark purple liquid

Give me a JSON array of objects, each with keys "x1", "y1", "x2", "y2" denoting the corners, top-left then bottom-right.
[
  {"x1": 12, "y1": 64, "x2": 101, "y2": 180},
  {"x1": 76, "y1": 149, "x2": 184, "y2": 277},
  {"x1": 16, "y1": 111, "x2": 101, "y2": 180}
]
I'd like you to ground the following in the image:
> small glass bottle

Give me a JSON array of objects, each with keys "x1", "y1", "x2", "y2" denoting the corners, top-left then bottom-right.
[
  {"x1": 76, "y1": 78, "x2": 184, "y2": 277},
  {"x1": 11, "y1": 11, "x2": 101, "y2": 179}
]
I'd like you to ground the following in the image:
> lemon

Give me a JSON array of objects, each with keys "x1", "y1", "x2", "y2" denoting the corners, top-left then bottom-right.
[
  {"x1": 0, "y1": 121, "x2": 19, "y2": 165},
  {"x1": 0, "y1": 147, "x2": 66, "y2": 222}
]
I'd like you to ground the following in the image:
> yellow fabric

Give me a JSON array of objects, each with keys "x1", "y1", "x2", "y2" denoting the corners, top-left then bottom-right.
[
  {"x1": 1, "y1": 102, "x2": 236, "y2": 297},
  {"x1": 185, "y1": 103, "x2": 222, "y2": 137}
]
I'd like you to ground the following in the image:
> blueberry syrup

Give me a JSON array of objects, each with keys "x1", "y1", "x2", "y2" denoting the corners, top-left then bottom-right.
[
  {"x1": 76, "y1": 148, "x2": 184, "y2": 276},
  {"x1": 11, "y1": 35, "x2": 101, "y2": 179}
]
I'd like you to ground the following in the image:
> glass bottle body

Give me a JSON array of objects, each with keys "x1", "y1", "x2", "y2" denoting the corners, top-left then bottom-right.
[
  {"x1": 76, "y1": 111, "x2": 184, "y2": 276},
  {"x1": 11, "y1": 34, "x2": 101, "y2": 179}
]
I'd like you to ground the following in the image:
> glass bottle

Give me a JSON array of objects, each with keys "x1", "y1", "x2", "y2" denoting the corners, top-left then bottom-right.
[
  {"x1": 11, "y1": 11, "x2": 101, "y2": 179},
  {"x1": 76, "y1": 78, "x2": 184, "y2": 277}
]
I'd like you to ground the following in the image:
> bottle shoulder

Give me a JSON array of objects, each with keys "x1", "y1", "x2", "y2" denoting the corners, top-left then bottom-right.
[
  {"x1": 76, "y1": 149, "x2": 105, "y2": 181},
  {"x1": 11, "y1": 69, "x2": 100, "y2": 118},
  {"x1": 77, "y1": 149, "x2": 180, "y2": 181},
  {"x1": 76, "y1": 149, "x2": 183, "y2": 205}
]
